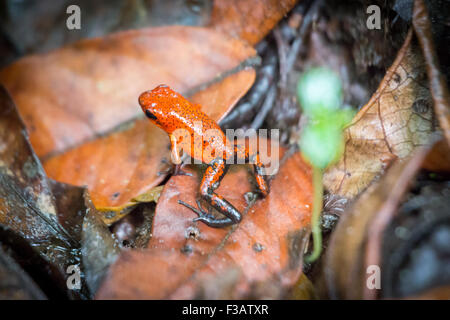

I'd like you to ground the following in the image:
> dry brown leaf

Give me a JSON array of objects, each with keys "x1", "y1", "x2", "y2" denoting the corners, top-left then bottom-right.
[
  {"x1": 94, "y1": 185, "x2": 163, "y2": 226},
  {"x1": 96, "y1": 150, "x2": 313, "y2": 299},
  {"x1": 209, "y1": 0, "x2": 298, "y2": 45},
  {"x1": 422, "y1": 138, "x2": 450, "y2": 172},
  {"x1": 0, "y1": 26, "x2": 256, "y2": 159},
  {"x1": 288, "y1": 273, "x2": 317, "y2": 300},
  {"x1": 324, "y1": 144, "x2": 433, "y2": 299},
  {"x1": 43, "y1": 69, "x2": 256, "y2": 213},
  {"x1": 324, "y1": 30, "x2": 435, "y2": 198}
]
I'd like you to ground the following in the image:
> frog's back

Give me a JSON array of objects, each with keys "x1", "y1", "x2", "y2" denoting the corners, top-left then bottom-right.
[{"x1": 174, "y1": 106, "x2": 231, "y2": 164}]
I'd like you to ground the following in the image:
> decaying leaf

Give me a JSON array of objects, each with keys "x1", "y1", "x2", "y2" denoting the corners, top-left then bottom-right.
[
  {"x1": 0, "y1": 86, "x2": 86, "y2": 298},
  {"x1": 288, "y1": 273, "x2": 317, "y2": 300},
  {"x1": 412, "y1": 0, "x2": 450, "y2": 169},
  {"x1": 324, "y1": 29, "x2": 435, "y2": 198},
  {"x1": 81, "y1": 190, "x2": 120, "y2": 294},
  {"x1": 413, "y1": 0, "x2": 450, "y2": 146},
  {"x1": 49, "y1": 179, "x2": 87, "y2": 242},
  {"x1": 93, "y1": 185, "x2": 163, "y2": 226},
  {"x1": 43, "y1": 68, "x2": 255, "y2": 214},
  {"x1": 0, "y1": 25, "x2": 257, "y2": 211},
  {"x1": 422, "y1": 138, "x2": 450, "y2": 172},
  {"x1": 324, "y1": 144, "x2": 433, "y2": 299},
  {"x1": 96, "y1": 150, "x2": 312, "y2": 299},
  {"x1": 0, "y1": 26, "x2": 256, "y2": 159},
  {"x1": 43, "y1": 119, "x2": 168, "y2": 215},
  {"x1": 209, "y1": 0, "x2": 298, "y2": 45}
]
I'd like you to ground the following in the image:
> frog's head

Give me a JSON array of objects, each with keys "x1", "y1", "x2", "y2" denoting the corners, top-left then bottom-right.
[
  {"x1": 139, "y1": 84, "x2": 169, "y2": 121},
  {"x1": 138, "y1": 84, "x2": 179, "y2": 130}
]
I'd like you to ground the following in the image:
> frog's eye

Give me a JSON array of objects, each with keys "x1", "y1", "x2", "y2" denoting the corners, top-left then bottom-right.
[{"x1": 145, "y1": 110, "x2": 157, "y2": 120}]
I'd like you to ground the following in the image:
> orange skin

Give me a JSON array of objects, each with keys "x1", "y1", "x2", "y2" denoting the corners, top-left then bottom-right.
[{"x1": 139, "y1": 84, "x2": 269, "y2": 227}]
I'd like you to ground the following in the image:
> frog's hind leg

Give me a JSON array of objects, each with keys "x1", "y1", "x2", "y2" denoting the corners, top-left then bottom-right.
[
  {"x1": 252, "y1": 152, "x2": 269, "y2": 197},
  {"x1": 178, "y1": 159, "x2": 241, "y2": 228},
  {"x1": 234, "y1": 143, "x2": 269, "y2": 197}
]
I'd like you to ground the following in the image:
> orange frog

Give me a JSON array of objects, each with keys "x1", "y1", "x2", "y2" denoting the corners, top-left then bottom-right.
[{"x1": 139, "y1": 84, "x2": 269, "y2": 228}]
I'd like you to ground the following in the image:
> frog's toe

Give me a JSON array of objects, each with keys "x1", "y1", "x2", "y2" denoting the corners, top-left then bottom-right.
[{"x1": 178, "y1": 200, "x2": 210, "y2": 219}]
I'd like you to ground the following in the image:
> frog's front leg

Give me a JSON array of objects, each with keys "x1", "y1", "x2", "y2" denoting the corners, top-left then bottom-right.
[
  {"x1": 166, "y1": 134, "x2": 192, "y2": 176},
  {"x1": 178, "y1": 159, "x2": 241, "y2": 228},
  {"x1": 169, "y1": 133, "x2": 182, "y2": 165}
]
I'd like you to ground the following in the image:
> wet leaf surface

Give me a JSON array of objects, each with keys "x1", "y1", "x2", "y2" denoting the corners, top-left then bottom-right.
[
  {"x1": 0, "y1": 86, "x2": 88, "y2": 298},
  {"x1": 0, "y1": 86, "x2": 74, "y2": 262},
  {"x1": 324, "y1": 30, "x2": 435, "y2": 198},
  {"x1": 81, "y1": 192, "x2": 120, "y2": 294},
  {"x1": 49, "y1": 179, "x2": 87, "y2": 242},
  {"x1": 96, "y1": 150, "x2": 312, "y2": 299}
]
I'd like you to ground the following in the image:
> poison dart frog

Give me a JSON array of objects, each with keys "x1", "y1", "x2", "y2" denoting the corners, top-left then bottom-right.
[{"x1": 139, "y1": 84, "x2": 270, "y2": 228}]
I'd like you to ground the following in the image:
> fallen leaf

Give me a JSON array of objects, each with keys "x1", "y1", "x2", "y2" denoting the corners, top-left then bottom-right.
[
  {"x1": 0, "y1": 26, "x2": 256, "y2": 159},
  {"x1": 96, "y1": 185, "x2": 163, "y2": 226},
  {"x1": 96, "y1": 150, "x2": 313, "y2": 299},
  {"x1": 324, "y1": 144, "x2": 433, "y2": 299},
  {"x1": 422, "y1": 138, "x2": 450, "y2": 172},
  {"x1": 324, "y1": 29, "x2": 435, "y2": 198},
  {"x1": 81, "y1": 191, "x2": 120, "y2": 294},
  {"x1": 43, "y1": 68, "x2": 256, "y2": 212},
  {"x1": 412, "y1": 0, "x2": 450, "y2": 170},
  {"x1": 0, "y1": 86, "x2": 86, "y2": 298},
  {"x1": 288, "y1": 273, "x2": 317, "y2": 300},
  {"x1": 49, "y1": 179, "x2": 87, "y2": 241},
  {"x1": 209, "y1": 0, "x2": 298, "y2": 45},
  {"x1": 413, "y1": 0, "x2": 450, "y2": 147}
]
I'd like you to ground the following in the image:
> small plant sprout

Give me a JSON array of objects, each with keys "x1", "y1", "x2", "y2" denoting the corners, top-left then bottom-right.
[{"x1": 297, "y1": 67, "x2": 354, "y2": 263}]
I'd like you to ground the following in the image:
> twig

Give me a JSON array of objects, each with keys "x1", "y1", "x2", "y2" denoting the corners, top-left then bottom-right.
[{"x1": 250, "y1": 84, "x2": 277, "y2": 129}]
